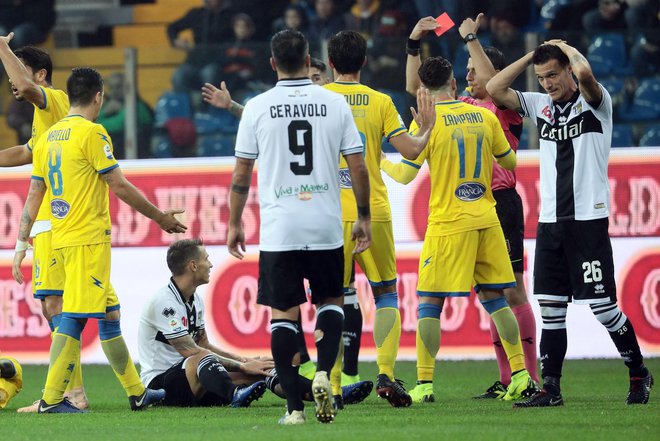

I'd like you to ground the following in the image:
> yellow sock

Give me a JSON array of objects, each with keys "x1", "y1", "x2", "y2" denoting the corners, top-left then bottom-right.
[
  {"x1": 416, "y1": 317, "x2": 440, "y2": 382},
  {"x1": 66, "y1": 360, "x2": 84, "y2": 392},
  {"x1": 100, "y1": 335, "x2": 144, "y2": 397},
  {"x1": 42, "y1": 333, "x2": 80, "y2": 405},
  {"x1": 490, "y1": 307, "x2": 525, "y2": 372},
  {"x1": 0, "y1": 379, "x2": 20, "y2": 409},
  {"x1": 374, "y1": 307, "x2": 401, "y2": 379},
  {"x1": 330, "y1": 339, "x2": 344, "y2": 396}
]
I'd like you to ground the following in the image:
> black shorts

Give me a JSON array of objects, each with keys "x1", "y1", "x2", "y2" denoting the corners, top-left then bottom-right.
[
  {"x1": 257, "y1": 247, "x2": 344, "y2": 310},
  {"x1": 494, "y1": 188, "x2": 525, "y2": 273},
  {"x1": 148, "y1": 360, "x2": 230, "y2": 407},
  {"x1": 533, "y1": 218, "x2": 616, "y2": 304}
]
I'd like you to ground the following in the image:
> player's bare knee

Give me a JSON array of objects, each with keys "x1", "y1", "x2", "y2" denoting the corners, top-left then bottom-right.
[
  {"x1": 43, "y1": 295, "x2": 63, "y2": 319},
  {"x1": 477, "y1": 289, "x2": 505, "y2": 302},
  {"x1": 105, "y1": 309, "x2": 121, "y2": 321},
  {"x1": 418, "y1": 296, "x2": 444, "y2": 308}
]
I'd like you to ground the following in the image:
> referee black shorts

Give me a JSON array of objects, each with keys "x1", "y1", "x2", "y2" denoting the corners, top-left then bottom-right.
[
  {"x1": 257, "y1": 247, "x2": 344, "y2": 310},
  {"x1": 494, "y1": 188, "x2": 525, "y2": 273}
]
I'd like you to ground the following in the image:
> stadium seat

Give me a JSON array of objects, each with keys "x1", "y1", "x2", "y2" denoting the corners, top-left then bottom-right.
[
  {"x1": 518, "y1": 125, "x2": 530, "y2": 150},
  {"x1": 151, "y1": 134, "x2": 173, "y2": 158},
  {"x1": 198, "y1": 135, "x2": 235, "y2": 157},
  {"x1": 620, "y1": 78, "x2": 660, "y2": 122},
  {"x1": 639, "y1": 124, "x2": 660, "y2": 147},
  {"x1": 194, "y1": 109, "x2": 240, "y2": 135},
  {"x1": 611, "y1": 124, "x2": 634, "y2": 147},
  {"x1": 587, "y1": 34, "x2": 632, "y2": 76},
  {"x1": 154, "y1": 92, "x2": 193, "y2": 128}
]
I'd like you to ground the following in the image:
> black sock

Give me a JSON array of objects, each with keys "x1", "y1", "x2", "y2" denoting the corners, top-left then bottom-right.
[
  {"x1": 296, "y1": 313, "x2": 311, "y2": 364},
  {"x1": 315, "y1": 304, "x2": 344, "y2": 373},
  {"x1": 540, "y1": 328, "x2": 567, "y2": 390},
  {"x1": 607, "y1": 319, "x2": 647, "y2": 377},
  {"x1": 271, "y1": 319, "x2": 304, "y2": 413},
  {"x1": 197, "y1": 354, "x2": 237, "y2": 403},
  {"x1": 342, "y1": 291, "x2": 362, "y2": 377},
  {"x1": 267, "y1": 370, "x2": 314, "y2": 402}
]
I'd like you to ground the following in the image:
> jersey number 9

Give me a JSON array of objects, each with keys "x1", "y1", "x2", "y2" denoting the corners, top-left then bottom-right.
[{"x1": 288, "y1": 120, "x2": 313, "y2": 175}]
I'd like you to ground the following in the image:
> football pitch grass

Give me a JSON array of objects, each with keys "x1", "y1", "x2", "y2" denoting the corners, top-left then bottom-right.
[{"x1": 2, "y1": 359, "x2": 658, "y2": 441}]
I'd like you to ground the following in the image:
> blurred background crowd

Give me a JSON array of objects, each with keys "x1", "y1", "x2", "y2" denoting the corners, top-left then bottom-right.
[{"x1": 0, "y1": 0, "x2": 658, "y2": 158}]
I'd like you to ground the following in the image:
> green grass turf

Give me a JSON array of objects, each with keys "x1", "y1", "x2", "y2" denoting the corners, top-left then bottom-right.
[{"x1": 1, "y1": 359, "x2": 658, "y2": 441}]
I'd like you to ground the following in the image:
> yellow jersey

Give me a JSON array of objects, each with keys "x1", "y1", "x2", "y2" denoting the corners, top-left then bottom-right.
[
  {"x1": 27, "y1": 87, "x2": 70, "y2": 224},
  {"x1": 410, "y1": 100, "x2": 513, "y2": 236},
  {"x1": 324, "y1": 82, "x2": 407, "y2": 222},
  {"x1": 32, "y1": 115, "x2": 118, "y2": 249}
]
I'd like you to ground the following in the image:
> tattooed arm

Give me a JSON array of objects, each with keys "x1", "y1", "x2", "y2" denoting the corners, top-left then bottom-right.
[
  {"x1": 12, "y1": 178, "x2": 46, "y2": 283},
  {"x1": 547, "y1": 40, "x2": 602, "y2": 106}
]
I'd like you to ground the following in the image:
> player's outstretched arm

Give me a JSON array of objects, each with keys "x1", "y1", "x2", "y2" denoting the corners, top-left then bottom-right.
[
  {"x1": 546, "y1": 39, "x2": 601, "y2": 105},
  {"x1": 12, "y1": 178, "x2": 46, "y2": 284},
  {"x1": 103, "y1": 167, "x2": 187, "y2": 234},
  {"x1": 0, "y1": 33, "x2": 45, "y2": 108},
  {"x1": 201, "y1": 81, "x2": 244, "y2": 118},
  {"x1": 344, "y1": 152, "x2": 371, "y2": 254},
  {"x1": 486, "y1": 51, "x2": 534, "y2": 112},
  {"x1": 390, "y1": 87, "x2": 436, "y2": 160},
  {"x1": 459, "y1": 14, "x2": 497, "y2": 88},
  {"x1": 380, "y1": 151, "x2": 421, "y2": 185},
  {"x1": 228, "y1": 157, "x2": 254, "y2": 260},
  {"x1": 0, "y1": 144, "x2": 32, "y2": 167},
  {"x1": 405, "y1": 17, "x2": 439, "y2": 96}
]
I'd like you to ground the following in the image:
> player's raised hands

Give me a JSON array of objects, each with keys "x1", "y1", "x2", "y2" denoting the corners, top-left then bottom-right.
[
  {"x1": 0, "y1": 32, "x2": 14, "y2": 46},
  {"x1": 412, "y1": 86, "x2": 436, "y2": 134},
  {"x1": 202, "y1": 81, "x2": 232, "y2": 109},
  {"x1": 410, "y1": 17, "x2": 439, "y2": 40},
  {"x1": 227, "y1": 224, "x2": 246, "y2": 259},
  {"x1": 158, "y1": 209, "x2": 187, "y2": 234},
  {"x1": 458, "y1": 13, "x2": 484, "y2": 39}
]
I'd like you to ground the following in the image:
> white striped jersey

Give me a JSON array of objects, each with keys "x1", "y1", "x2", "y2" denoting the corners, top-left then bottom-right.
[
  {"x1": 235, "y1": 78, "x2": 363, "y2": 251},
  {"x1": 138, "y1": 278, "x2": 205, "y2": 387},
  {"x1": 516, "y1": 84, "x2": 613, "y2": 222}
]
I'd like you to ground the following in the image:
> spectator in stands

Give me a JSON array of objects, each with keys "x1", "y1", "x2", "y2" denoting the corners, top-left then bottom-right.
[
  {"x1": 630, "y1": 1, "x2": 660, "y2": 76},
  {"x1": 6, "y1": 99, "x2": 33, "y2": 145},
  {"x1": 365, "y1": 9, "x2": 408, "y2": 90},
  {"x1": 167, "y1": 0, "x2": 237, "y2": 92},
  {"x1": 542, "y1": 0, "x2": 597, "y2": 32},
  {"x1": 0, "y1": 0, "x2": 55, "y2": 48},
  {"x1": 307, "y1": 0, "x2": 344, "y2": 44},
  {"x1": 582, "y1": 0, "x2": 627, "y2": 31},
  {"x1": 490, "y1": 13, "x2": 527, "y2": 91},
  {"x1": 344, "y1": 0, "x2": 383, "y2": 40},
  {"x1": 272, "y1": 4, "x2": 310, "y2": 37},
  {"x1": 96, "y1": 73, "x2": 154, "y2": 159},
  {"x1": 215, "y1": 14, "x2": 261, "y2": 96}
]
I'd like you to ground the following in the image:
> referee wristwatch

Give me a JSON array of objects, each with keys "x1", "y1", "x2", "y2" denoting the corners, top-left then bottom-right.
[{"x1": 463, "y1": 33, "x2": 478, "y2": 44}]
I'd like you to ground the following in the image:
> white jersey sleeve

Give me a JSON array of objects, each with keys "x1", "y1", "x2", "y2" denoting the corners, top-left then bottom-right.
[
  {"x1": 515, "y1": 91, "x2": 548, "y2": 122},
  {"x1": 339, "y1": 101, "x2": 363, "y2": 157},
  {"x1": 583, "y1": 83, "x2": 613, "y2": 121},
  {"x1": 235, "y1": 101, "x2": 258, "y2": 159}
]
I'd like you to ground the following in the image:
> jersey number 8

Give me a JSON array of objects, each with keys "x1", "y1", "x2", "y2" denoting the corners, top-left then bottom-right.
[{"x1": 47, "y1": 143, "x2": 64, "y2": 196}]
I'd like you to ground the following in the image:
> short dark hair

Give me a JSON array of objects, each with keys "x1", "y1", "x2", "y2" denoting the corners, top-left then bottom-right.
[
  {"x1": 14, "y1": 46, "x2": 52, "y2": 84},
  {"x1": 532, "y1": 44, "x2": 570, "y2": 68},
  {"x1": 271, "y1": 29, "x2": 308, "y2": 74},
  {"x1": 310, "y1": 57, "x2": 327, "y2": 73},
  {"x1": 67, "y1": 67, "x2": 104, "y2": 107},
  {"x1": 418, "y1": 56, "x2": 453, "y2": 90},
  {"x1": 483, "y1": 46, "x2": 506, "y2": 71},
  {"x1": 167, "y1": 238, "x2": 204, "y2": 276},
  {"x1": 327, "y1": 30, "x2": 366, "y2": 75}
]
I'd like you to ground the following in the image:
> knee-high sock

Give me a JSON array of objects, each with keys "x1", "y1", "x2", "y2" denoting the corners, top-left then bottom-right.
[
  {"x1": 513, "y1": 303, "x2": 539, "y2": 383},
  {"x1": 271, "y1": 319, "x2": 303, "y2": 413},
  {"x1": 342, "y1": 290, "x2": 362, "y2": 376},
  {"x1": 330, "y1": 338, "x2": 344, "y2": 396},
  {"x1": 42, "y1": 317, "x2": 83, "y2": 405},
  {"x1": 197, "y1": 354, "x2": 236, "y2": 402},
  {"x1": 489, "y1": 317, "x2": 511, "y2": 384},
  {"x1": 373, "y1": 292, "x2": 401, "y2": 379},
  {"x1": 539, "y1": 301, "x2": 568, "y2": 391},
  {"x1": 51, "y1": 314, "x2": 84, "y2": 393},
  {"x1": 590, "y1": 302, "x2": 647, "y2": 377},
  {"x1": 295, "y1": 312, "x2": 311, "y2": 365},
  {"x1": 482, "y1": 298, "x2": 525, "y2": 373},
  {"x1": 315, "y1": 304, "x2": 344, "y2": 374},
  {"x1": 99, "y1": 319, "x2": 144, "y2": 397},
  {"x1": 416, "y1": 303, "x2": 441, "y2": 383},
  {"x1": 266, "y1": 370, "x2": 314, "y2": 401}
]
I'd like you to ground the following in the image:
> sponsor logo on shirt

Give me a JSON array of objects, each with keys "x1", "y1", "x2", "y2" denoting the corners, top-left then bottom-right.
[
  {"x1": 50, "y1": 199, "x2": 70, "y2": 219},
  {"x1": 274, "y1": 183, "x2": 330, "y2": 200},
  {"x1": 454, "y1": 182, "x2": 486, "y2": 201}
]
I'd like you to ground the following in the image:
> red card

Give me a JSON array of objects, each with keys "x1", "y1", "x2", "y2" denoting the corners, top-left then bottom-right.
[{"x1": 434, "y1": 13, "x2": 455, "y2": 37}]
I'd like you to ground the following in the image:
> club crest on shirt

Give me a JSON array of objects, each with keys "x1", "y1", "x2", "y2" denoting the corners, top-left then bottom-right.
[{"x1": 339, "y1": 168, "x2": 352, "y2": 189}]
